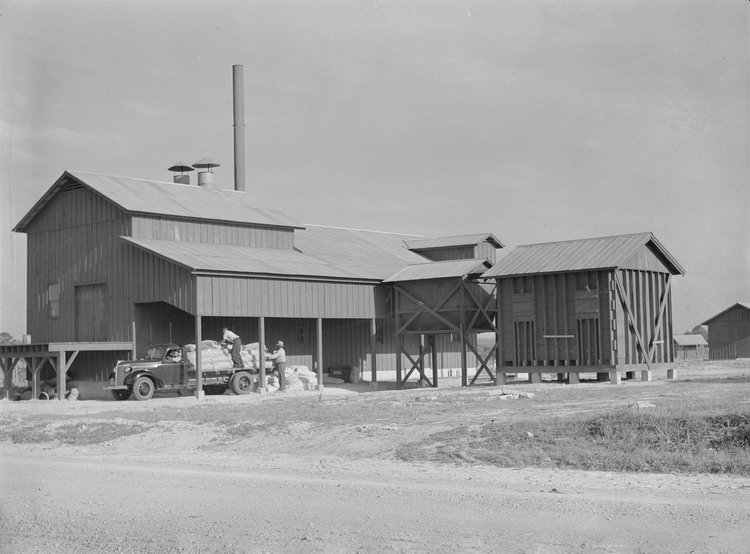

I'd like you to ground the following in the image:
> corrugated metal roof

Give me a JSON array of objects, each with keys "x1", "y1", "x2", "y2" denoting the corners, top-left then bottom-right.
[
  {"x1": 14, "y1": 170, "x2": 304, "y2": 232},
  {"x1": 122, "y1": 237, "x2": 380, "y2": 280},
  {"x1": 701, "y1": 302, "x2": 750, "y2": 325},
  {"x1": 383, "y1": 258, "x2": 492, "y2": 283},
  {"x1": 123, "y1": 225, "x2": 429, "y2": 281},
  {"x1": 673, "y1": 334, "x2": 708, "y2": 346},
  {"x1": 294, "y1": 225, "x2": 428, "y2": 279},
  {"x1": 482, "y1": 232, "x2": 684, "y2": 278},
  {"x1": 405, "y1": 233, "x2": 504, "y2": 250}
]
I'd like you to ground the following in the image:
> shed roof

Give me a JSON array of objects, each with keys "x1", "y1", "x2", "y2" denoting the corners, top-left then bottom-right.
[
  {"x1": 14, "y1": 170, "x2": 304, "y2": 232},
  {"x1": 701, "y1": 302, "x2": 750, "y2": 325},
  {"x1": 405, "y1": 233, "x2": 504, "y2": 251},
  {"x1": 383, "y1": 258, "x2": 492, "y2": 283},
  {"x1": 122, "y1": 225, "x2": 427, "y2": 281},
  {"x1": 673, "y1": 334, "x2": 708, "y2": 347},
  {"x1": 481, "y1": 232, "x2": 685, "y2": 278}
]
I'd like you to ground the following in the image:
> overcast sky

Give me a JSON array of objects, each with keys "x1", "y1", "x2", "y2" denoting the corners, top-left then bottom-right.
[{"x1": 1, "y1": 0, "x2": 748, "y2": 338}]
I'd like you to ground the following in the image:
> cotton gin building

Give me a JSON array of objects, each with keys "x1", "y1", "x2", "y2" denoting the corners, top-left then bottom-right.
[{"x1": 482, "y1": 233, "x2": 685, "y2": 384}]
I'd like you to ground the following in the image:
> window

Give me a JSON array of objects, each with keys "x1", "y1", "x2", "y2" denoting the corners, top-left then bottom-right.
[
  {"x1": 48, "y1": 282, "x2": 60, "y2": 318},
  {"x1": 296, "y1": 319, "x2": 311, "y2": 344}
]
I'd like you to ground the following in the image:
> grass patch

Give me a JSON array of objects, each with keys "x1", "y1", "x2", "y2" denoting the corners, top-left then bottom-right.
[
  {"x1": 397, "y1": 403, "x2": 750, "y2": 475},
  {"x1": 5, "y1": 419, "x2": 150, "y2": 445}
]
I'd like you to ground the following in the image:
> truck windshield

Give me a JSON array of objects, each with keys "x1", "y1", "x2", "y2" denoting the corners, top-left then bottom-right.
[{"x1": 144, "y1": 345, "x2": 169, "y2": 360}]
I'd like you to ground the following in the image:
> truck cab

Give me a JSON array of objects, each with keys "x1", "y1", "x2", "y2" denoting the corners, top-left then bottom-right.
[{"x1": 104, "y1": 343, "x2": 190, "y2": 400}]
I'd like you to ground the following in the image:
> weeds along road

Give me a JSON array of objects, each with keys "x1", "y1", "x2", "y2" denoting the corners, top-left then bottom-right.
[{"x1": 2, "y1": 451, "x2": 750, "y2": 554}]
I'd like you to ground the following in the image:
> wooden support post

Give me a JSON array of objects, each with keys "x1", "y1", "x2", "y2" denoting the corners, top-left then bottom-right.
[
  {"x1": 131, "y1": 320, "x2": 137, "y2": 359},
  {"x1": 418, "y1": 335, "x2": 425, "y2": 386},
  {"x1": 195, "y1": 315, "x2": 204, "y2": 400},
  {"x1": 609, "y1": 370, "x2": 621, "y2": 385},
  {"x1": 57, "y1": 350, "x2": 66, "y2": 401},
  {"x1": 31, "y1": 358, "x2": 40, "y2": 400},
  {"x1": 460, "y1": 294, "x2": 467, "y2": 387},
  {"x1": 431, "y1": 335, "x2": 438, "y2": 389},
  {"x1": 315, "y1": 317, "x2": 323, "y2": 390},
  {"x1": 258, "y1": 316, "x2": 267, "y2": 393},
  {"x1": 316, "y1": 318, "x2": 324, "y2": 391},
  {"x1": 1, "y1": 359, "x2": 11, "y2": 400},
  {"x1": 568, "y1": 372, "x2": 580, "y2": 384},
  {"x1": 396, "y1": 334, "x2": 403, "y2": 389},
  {"x1": 497, "y1": 371, "x2": 506, "y2": 386},
  {"x1": 530, "y1": 372, "x2": 542, "y2": 384},
  {"x1": 641, "y1": 369, "x2": 652, "y2": 382},
  {"x1": 370, "y1": 318, "x2": 378, "y2": 387}
]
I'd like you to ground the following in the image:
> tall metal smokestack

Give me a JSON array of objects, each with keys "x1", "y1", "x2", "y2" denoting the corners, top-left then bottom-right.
[{"x1": 233, "y1": 65, "x2": 246, "y2": 192}]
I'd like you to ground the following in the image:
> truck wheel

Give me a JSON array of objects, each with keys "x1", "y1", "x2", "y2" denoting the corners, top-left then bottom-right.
[
  {"x1": 132, "y1": 376, "x2": 155, "y2": 401},
  {"x1": 230, "y1": 371, "x2": 254, "y2": 395},
  {"x1": 204, "y1": 385, "x2": 226, "y2": 395},
  {"x1": 111, "y1": 389, "x2": 131, "y2": 401}
]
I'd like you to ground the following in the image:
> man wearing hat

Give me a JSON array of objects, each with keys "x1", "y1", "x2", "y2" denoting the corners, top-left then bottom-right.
[{"x1": 266, "y1": 340, "x2": 286, "y2": 391}]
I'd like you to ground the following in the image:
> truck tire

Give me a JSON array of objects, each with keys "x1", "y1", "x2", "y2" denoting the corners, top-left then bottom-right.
[
  {"x1": 132, "y1": 376, "x2": 155, "y2": 401},
  {"x1": 204, "y1": 385, "x2": 226, "y2": 395},
  {"x1": 111, "y1": 389, "x2": 131, "y2": 401},
  {"x1": 230, "y1": 371, "x2": 254, "y2": 395}
]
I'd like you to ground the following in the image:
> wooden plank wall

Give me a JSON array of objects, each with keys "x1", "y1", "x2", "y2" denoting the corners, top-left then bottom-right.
[
  {"x1": 614, "y1": 269, "x2": 674, "y2": 365},
  {"x1": 496, "y1": 271, "x2": 614, "y2": 367},
  {"x1": 131, "y1": 216, "x2": 295, "y2": 249},
  {"x1": 24, "y1": 186, "x2": 134, "y2": 343},
  {"x1": 706, "y1": 306, "x2": 750, "y2": 359},
  {"x1": 196, "y1": 276, "x2": 377, "y2": 319},
  {"x1": 412, "y1": 246, "x2": 475, "y2": 261}
]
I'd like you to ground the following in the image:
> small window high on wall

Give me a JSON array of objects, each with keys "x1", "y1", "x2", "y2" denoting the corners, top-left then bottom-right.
[{"x1": 48, "y1": 282, "x2": 60, "y2": 318}]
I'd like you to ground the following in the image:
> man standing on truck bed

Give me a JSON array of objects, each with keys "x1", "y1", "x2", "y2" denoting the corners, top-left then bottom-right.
[
  {"x1": 266, "y1": 340, "x2": 286, "y2": 391},
  {"x1": 221, "y1": 327, "x2": 243, "y2": 369}
]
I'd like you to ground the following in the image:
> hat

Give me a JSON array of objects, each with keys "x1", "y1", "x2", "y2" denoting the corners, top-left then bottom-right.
[{"x1": 275, "y1": 340, "x2": 284, "y2": 348}]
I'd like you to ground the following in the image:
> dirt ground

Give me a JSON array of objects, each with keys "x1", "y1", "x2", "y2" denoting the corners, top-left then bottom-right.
[{"x1": 1, "y1": 361, "x2": 750, "y2": 553}]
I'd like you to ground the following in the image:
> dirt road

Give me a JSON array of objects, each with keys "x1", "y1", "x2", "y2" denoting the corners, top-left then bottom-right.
[{"x1": 2, "y1": 363, "x2": 750, "y2": 553}]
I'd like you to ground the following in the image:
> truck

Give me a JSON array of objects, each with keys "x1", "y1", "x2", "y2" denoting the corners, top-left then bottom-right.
[{"x1": 103, "y1": 343, "x2": 261, "y2": 401}]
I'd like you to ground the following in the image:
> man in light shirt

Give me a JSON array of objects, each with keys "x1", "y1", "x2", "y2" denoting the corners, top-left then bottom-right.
[
  {"x1": 221, "y1": 327, "x2": 243, "y2": 369},
  {"x1": 266, "y1": 340, "x2": 286, "y2": 391}
]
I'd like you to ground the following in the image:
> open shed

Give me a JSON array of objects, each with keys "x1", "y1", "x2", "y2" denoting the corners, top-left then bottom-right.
[{"x1": 482, "y1": 232, "x2": 685, "y2": 384}]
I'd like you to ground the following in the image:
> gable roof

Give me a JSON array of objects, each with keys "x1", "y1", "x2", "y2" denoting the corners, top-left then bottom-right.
[
  {"x1": 383, "y1": 258, "x2": 492, "y2": 283},
  {"x1": 405, "y1": 233, "x2": 504, "y2": 251},
  {"x1": 122, "y1": 225, "x2": 427, "y2": 281},
  {"x1": 701, "y1": 302, "x2": 750, "y2": 325},
  {"x1": 14, "y1": 170, "x2": 304, "y2": 232},
  {"x1": 481, "y1": 232, "x2": 685, "y2": 278},
  {"x1": 673, "y1": 334, "x2": 708, "y2": 347}
]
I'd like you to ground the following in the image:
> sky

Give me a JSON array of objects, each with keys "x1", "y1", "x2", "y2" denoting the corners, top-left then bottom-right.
[{"x1": 0, "y1": 0, "x2": 748, "y2": 338}]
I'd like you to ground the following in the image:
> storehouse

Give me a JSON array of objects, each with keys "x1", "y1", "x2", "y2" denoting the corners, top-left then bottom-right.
[
  {"x1": 481, "y1": 233, "x2": 685, "y2": 384},
  {"x1": 701, "y1": 303, "x2": 750, "y2": 359}
]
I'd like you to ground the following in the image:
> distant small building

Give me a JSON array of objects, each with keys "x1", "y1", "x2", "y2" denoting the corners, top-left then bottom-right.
[
  {"x1": 673, "y1": 334, "x2": 708, "y2": 360},
  {"x1": 701, "y1": 303, "x2": 750, "y2": 360}
]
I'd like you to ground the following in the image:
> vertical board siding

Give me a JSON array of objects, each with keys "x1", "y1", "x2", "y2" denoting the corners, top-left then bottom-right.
[
  {"x1": 613, "y1": 269, "x2": 674, "y2": 365},
  {"x1": 196, "y1": 277, "x2": 378, "y2": 318},
  {"x1": 706, "y1": 306, "x2": 750, "y2": 360},
  {"x1": 131, "y1": 215, "x2": 294, "y2": 249},
  {"x1": 25, "y1": 187, "x2": 134, "y2": 343}
]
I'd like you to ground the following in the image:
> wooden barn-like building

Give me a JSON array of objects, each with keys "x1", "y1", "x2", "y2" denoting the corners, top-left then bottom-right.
[
  {"x1": 3, "y1": 170, "x2": 494, "y2": 397},
  {"x1": 482, "y1": 233, "x2": 685, "y2": 384},
  {"x1": 701, "y1": 303, "x2": 750, "y2": 359}
]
